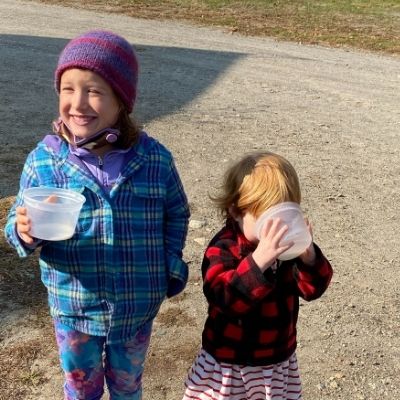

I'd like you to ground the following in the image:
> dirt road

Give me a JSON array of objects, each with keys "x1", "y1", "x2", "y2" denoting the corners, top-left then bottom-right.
[{"x1": 0, "y1": 1, "x2": 399, "y2": 399}]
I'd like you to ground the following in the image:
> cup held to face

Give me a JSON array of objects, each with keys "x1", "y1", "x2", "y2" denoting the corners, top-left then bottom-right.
[{"x1": 255, "y1": 202, "x2": 312, "y2": 260}]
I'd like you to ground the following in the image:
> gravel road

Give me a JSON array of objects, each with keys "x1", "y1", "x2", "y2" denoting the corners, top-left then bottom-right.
[{"x1": 0, "y1": 1, "x2": 399, "y2": 399}]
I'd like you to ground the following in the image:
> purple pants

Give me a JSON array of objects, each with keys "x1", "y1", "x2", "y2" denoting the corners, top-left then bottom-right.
[{"x1": 54, "y1": 320, "x2": 152, "y2": 400}]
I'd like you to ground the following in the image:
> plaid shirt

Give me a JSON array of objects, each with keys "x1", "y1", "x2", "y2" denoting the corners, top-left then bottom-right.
[
  {"x1": 5, "y1": 132, "x2": 190, "y2": 344},
  {"x1": 201, "y1": 218, "x2": 333, "y2": 366}
]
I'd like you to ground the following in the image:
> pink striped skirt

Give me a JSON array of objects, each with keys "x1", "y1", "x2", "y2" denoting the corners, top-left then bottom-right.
[{"x1": 183, "y1": 349, "x2": 302, "y2": 400}]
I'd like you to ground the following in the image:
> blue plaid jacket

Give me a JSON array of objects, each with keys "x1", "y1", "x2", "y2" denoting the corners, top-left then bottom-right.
[{"x1": 5, "y1": 132, "x2": 190, "y2": 343}]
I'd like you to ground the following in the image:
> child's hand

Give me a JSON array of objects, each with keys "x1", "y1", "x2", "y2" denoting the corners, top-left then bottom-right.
[
  {"x1": 45, "y1": 195, "x2": 58, "y2": 204},
  {"x1": 298, "y1": 218, "x2": 316, "y2": 265},
  {"x1": 252, "y1": 218, "x2": 294, "y2": 272},
  {"x1": 15, "y1": 206, "x2": 34, "y2": 245},
  {"x1": 15, "y1": 196, "x2": 57, "y2": 245}
]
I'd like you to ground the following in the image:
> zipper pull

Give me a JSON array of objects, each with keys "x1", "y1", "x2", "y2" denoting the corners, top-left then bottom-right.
[{"x1": 98, "y1": 156, "x2": 103, "y2": 168}]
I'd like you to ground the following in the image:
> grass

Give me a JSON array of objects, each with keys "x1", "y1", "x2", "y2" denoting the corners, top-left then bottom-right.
[
  {"x1": 0, "y1": 197, "x2": 54, "y2": 399},
  {"x1": 36, "y1": 0, "x2": 400, "y2": 54},
  {"x1": 0, "y1": 334, "x2": 55, "y2": 400}
]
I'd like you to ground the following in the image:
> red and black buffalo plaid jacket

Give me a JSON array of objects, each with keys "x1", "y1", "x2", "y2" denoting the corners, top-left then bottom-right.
[{"x1": 201, "y1": 217, "x2": 333, "y2": 366}]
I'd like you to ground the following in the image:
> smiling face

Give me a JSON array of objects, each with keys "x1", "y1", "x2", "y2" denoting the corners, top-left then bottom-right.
[{"x1": 59, "y1": 68, "x2": 120, "y2": 139}]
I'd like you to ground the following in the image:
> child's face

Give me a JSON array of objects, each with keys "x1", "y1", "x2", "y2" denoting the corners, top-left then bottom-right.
[
  {"x1": 234, "y1": 211, "x2": 258, "y2": 244},
  {"x1": 59, "y1": 68, "x2": 120, "y2": 139}
]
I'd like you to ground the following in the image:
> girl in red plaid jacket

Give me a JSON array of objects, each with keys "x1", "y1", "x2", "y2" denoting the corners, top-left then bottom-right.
[{"x1": 183, "y1": 151, "x2": 333, "y2": 400}]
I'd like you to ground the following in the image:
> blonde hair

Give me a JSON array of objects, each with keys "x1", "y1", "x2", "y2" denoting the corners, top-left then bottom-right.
[{"x1": 212, "y1": 151, "x2": 301, "y2": 218}]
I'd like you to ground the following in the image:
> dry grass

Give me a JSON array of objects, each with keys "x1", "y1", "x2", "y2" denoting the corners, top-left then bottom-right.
[
  {"x1": 0, "y1": 197, "x2": 46, "y2": 308},
  {"x1": 35, "y1": 0, "x2": 400, "y2": 55},
  {"x1": 0, "y1": 330, "x2": 56, "y2": 400},
  {"x1": 0, "y1": 197, "x2": 54, "y2": 399}
]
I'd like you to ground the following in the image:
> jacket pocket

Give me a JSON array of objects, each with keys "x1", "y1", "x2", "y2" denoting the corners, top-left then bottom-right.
[{"x1": 118, "y1": 180, "x2": 165, "y2": 232}]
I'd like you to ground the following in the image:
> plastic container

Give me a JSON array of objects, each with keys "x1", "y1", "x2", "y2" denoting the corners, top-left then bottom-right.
[
  {"x1": 255, "y1": 202, "x2": 312, "y2": 261},
  {"x1": 23, "y1": 187, "x2": 86, "y2": 241}
]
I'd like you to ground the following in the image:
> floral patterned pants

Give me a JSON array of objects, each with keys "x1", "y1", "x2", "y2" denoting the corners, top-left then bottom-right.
[{"x1": 54, "y1": 320, "x2": 153, "y2": 400}]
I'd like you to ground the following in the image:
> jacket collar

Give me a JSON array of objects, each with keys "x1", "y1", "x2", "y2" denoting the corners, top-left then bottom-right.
[
  {"x1": 226, "y1": 217, "x2": 257, "y2": 256},
  {"x1": 40, "y1": 131, "x2": 155, "y2": 196}
]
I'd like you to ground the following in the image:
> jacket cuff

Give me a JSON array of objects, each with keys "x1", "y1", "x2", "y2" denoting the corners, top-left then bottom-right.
[
  {"x1": 166, "y1": 253, "x2": 188, "y2": 298},
  {"x1": 7, "y1": 225, "x2": 37, "y2": 257},
  {"x1": 296, "y1": 243, "x2": 324, "y2": 270}
]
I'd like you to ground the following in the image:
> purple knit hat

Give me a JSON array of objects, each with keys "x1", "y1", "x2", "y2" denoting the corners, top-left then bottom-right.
[{"x1": 55, "y1": 30, "x2": 139, "y2": 112}]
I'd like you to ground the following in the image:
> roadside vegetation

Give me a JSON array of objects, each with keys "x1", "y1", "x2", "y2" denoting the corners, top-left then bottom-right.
[{"x1": 37, "y1": 0, "x2": 400, "y2": 54}]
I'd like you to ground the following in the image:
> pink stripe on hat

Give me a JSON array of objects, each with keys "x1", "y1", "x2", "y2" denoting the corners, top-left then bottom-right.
[{"x1": 55, "y1": 30, "x2": 139, "y2": 112}]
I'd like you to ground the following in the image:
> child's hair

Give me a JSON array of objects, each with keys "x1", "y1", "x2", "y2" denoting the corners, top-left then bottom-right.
[
  {"x1": 53, "y1": 30, "x2": 141, "y2": 148},
  {"x1": 212, "y1": 151, "x2": 301, "y2": 218}
]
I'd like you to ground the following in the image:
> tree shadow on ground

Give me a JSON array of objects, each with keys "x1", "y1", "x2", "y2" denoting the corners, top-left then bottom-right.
[{"x1": 0, "y1": 33, "x2": 245, "y2": 197}]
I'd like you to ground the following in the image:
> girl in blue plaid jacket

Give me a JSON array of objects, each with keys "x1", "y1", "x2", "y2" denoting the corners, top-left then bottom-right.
[{"x1": 5, "y1": 30, "x2": 190, "y2": 400}]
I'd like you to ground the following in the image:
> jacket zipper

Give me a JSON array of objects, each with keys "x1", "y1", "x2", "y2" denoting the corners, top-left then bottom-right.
[{"x1": 98, "y1": 156, "x2": 105, "y2": 187}]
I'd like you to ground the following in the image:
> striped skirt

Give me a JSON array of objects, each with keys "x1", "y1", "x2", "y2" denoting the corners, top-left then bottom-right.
[{"x1": 183, "y1": 349, "x2": 302, "y2": 400}]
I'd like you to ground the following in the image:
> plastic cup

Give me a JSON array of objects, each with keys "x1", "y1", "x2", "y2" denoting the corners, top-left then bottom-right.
[
  {"x1": 23, "y1": 187, "x2": 86, "y2": 241},
  {"x1": 254, "y1": 202, "x2": 312, "y2": 261}
]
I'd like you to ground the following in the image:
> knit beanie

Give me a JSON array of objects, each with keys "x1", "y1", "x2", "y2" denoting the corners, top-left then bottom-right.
[{"x1": 55, "y1": 30, "x2": 138, "y2": 112}]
